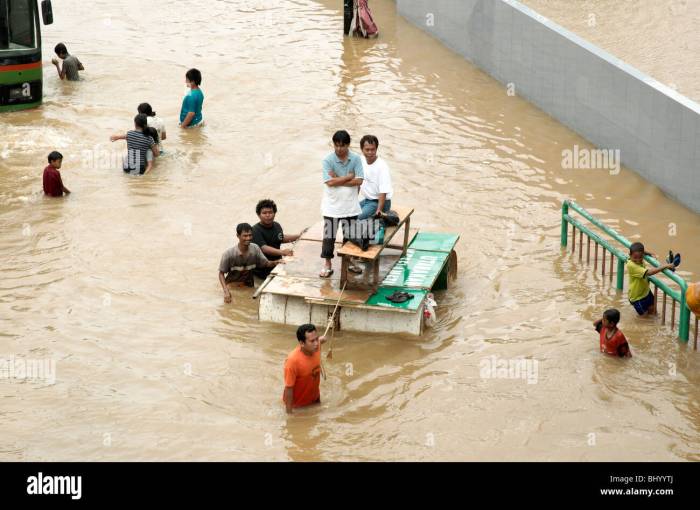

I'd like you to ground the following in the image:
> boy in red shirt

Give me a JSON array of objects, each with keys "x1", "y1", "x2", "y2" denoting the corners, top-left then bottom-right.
[
  {"x1": 594, "y1": 308, "x2": 631, "y2": 357},
  {"x1": 283, "y1": 324, "x2": 327, "y2": 414},
  {"x1": 43, "y1": 151, "x2": 71, "y2": 197}
]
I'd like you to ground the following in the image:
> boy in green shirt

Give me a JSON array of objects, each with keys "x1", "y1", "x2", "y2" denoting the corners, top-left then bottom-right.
[{"x1": 626, "y1": 242, "x2": 675, "y2": 315}]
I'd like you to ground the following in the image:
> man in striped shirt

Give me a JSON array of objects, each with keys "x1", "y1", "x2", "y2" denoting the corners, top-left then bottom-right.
[{"x1": 110, "y1": 114, "x2": 159, "y2": 174}]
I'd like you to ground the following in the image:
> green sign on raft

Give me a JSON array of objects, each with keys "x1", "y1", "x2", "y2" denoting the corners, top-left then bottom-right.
[
  {"x1": 381, "y1": 249, "x2": 449, "y2": 289},
  {"x1": 409, "y1": 232, "x2": 460, "y2": 253}
]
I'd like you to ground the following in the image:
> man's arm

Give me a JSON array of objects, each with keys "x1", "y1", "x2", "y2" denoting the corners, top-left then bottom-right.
[
  {"x1": 374, "y1": 193, "x2": 386, "y2": 216},
  {"x1": 219, "y1": 271, "x2": 232, "y2": 303},
  {"x1": 261, "y1": 245, "x2": 293, "y2": 258},
  {"x1": 342, "y1": 177, "x2": 364, "y2": 187},
  {"x1": 51, "y1": 59, "x2": 66, "y2": 80},
  {"x1": 325, "y1": 174, "x2": 354, "y2": 187},
  {"x1": 265, "y1": 259, "x2": 284, "y2": 268},
  {"x1": 181, "y1": 111, "x2": 195, "y2": 128},
  {"x1": 110, "y1": 134, "x2": 126, "y2": 142},
  {"x1": 282, "y1": 234, "x2": 300, "y2": 243},
  {"x1": 161, "y1": 128, "x2": 167, "y2": 141},
  {"x1": 151, "y1": 143, "x2": 160, "y2": 158},
  {"x1": 78, "y1": 61, "x2": 84, "y2": 71},
  {"x1": 62, "y1": 185, "x2": 71, "y2": 195},
  {"x1": 284, "y1": 387, "x2": 294, "y2": 414}
]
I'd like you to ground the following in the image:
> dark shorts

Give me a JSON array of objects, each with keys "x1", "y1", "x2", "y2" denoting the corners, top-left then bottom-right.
[{"x1": 631, "y1": 290, "x2": 654, "y2": 315}]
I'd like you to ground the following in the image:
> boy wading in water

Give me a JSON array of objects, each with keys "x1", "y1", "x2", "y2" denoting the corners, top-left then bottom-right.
[
  {"x1": 594, "y1": 309, "x2": 631, "y2": 357},
  {"x1": 283, "y1": 324, "x2": 327, "y2": 414},
  {"x1": 43, "y1": 151, "x2": 70, "y2": 197},
  {"x1": 51, "y1": 43, "x2": 84, "y2": 81}
]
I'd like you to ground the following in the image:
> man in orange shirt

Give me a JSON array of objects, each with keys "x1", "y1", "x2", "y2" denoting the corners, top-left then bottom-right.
[{"x1": 283, "y1": 324, "x2": 327, "y2": 414}]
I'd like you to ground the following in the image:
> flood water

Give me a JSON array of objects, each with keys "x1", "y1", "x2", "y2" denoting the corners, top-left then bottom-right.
[
  {"x1": 1, "y1": 0, "x2": 699, "y2": 461},
  {"x1": 522, "y1": 0, "x2": 700, "y2": 102}
]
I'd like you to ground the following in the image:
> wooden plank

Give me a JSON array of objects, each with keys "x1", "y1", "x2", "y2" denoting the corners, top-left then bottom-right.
[
  {"x1": 263, "y1": 275, "x2": 373, "y2": 304},
  {"x1": 304, "y1": 297, "x2": 420, "y2": 314},
  {"x1": 271, "y1": 239, "x2": 399, "y2": 282},
  {"x1": 337, "y1": 206, "x2": 414, "y2": 259},
  {"x1": 386, "y1": 228, "x2": 419, "y2": 250}
]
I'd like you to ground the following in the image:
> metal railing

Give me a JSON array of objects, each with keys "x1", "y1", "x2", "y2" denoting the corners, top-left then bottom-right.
[{"x1": 561, "y1": 200, "x2": 698, "y2": 348}]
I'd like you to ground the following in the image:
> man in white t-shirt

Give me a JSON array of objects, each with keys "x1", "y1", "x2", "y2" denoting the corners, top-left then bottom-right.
[
  {"x1": 319, "y1": 130, "x2": 364, "y2": 278},
  {"x1": 358, "y1": 135, "x2": 393, "y2": 220}
]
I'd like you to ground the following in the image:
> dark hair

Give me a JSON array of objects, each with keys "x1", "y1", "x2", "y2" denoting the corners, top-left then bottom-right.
[
  {"x1": 332, "y1": 130, "x2": 351, "y2": 146},
  {"x1": 144, "y1": 127, "x2": 159, "y2": 144},
  {"x1": 186, "y1": 68, "x2": 202, "y2": 86},
  {"x1": 256, "y1": 199, "x2": 277, "y2": 216},
  {"x1": 48, "y1": 151, "x2": 63, "y2": 163},
  {"x1": 296, "y1": 323, "x2": 317, "y2": 342},
  {"x1": 629, "y1": 242, "x2": 645, "y2": 255},
  {"x1": 360, "y1": 135, "x2": 379, "y2": 149},
  {"x1": 603, "y1": 308, "x2": 621, "y2": 325},
  {"x1": 134, "y1": 113, "x2": 148, "y2": 130},
  {"x1": 236, "y1": 223, "x2": 253, "y2": 236},
  {"x1": 138, "y1": 103, "x2": 155, "y2": 116},
  {"x1": 54, "y1": 43, "x2": 68, "y2": 56}
]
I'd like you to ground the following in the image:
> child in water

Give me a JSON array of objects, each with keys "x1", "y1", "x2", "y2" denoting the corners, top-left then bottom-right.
[
  {"x1": 594, "y1": 309, "x2": 631, "y2": 357},
  {"x1": 179, "y1": 68, "x2": 204, "y2": 128},
  {"x1": 626, "y1": 242, "x2": 675, "y2": 316}
]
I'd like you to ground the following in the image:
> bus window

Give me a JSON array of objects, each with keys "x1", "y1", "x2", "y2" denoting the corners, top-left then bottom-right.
[{"x1": 0, "y1": 0, "x2": 36, "y2": 50}]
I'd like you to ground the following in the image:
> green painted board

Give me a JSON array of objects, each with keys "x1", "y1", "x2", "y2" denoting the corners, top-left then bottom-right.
[
  {"x1": 380, "y1": 249, "x2": 449, "y2": 289},
  {"x1": 365, "y1": 287, "x2": 428, "y2": 311},
  {"x1": 409, "y1": 232, "x2": 459, "y2": 253}
]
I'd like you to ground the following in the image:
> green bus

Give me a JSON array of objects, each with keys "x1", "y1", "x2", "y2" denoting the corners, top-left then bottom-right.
[{"x1": 0, "y1": 0, "x2": 53, "y2": 112}]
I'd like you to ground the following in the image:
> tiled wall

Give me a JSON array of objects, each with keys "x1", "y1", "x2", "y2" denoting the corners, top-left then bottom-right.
[{"x1": 397, "y1": 0, "x2": 700, "y2": 214}]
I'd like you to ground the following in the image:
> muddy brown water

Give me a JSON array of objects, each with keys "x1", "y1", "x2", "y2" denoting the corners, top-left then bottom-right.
[{"x1": 0, "y1": 0, "x2": 699, "y2": 461}]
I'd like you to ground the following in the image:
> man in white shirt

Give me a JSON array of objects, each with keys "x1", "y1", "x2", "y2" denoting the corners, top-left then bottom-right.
[
  {"x1": 358, "y1": 135, "x2": 393, "y2": 220},
  {"x1": 320, "y1": 130, "x2": 364, "y2": 278}
]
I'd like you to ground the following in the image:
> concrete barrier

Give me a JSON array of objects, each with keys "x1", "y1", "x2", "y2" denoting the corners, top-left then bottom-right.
[{"x1": 396, "y1": 0, "x2": 700, "y2": 214}]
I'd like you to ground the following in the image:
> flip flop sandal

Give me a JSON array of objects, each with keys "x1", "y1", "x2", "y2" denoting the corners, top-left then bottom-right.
[
  {"x1": 319, "y1": 268, "x2": 334, "y2": 278},
  {"x1": 385, "y1": 291, "x2": 415, "y2": 303},
  {"x1": 666, "y1": 251, "x2": 681, "y2": 272}
]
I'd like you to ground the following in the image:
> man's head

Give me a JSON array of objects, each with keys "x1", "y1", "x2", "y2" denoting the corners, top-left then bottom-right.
[
  {"x1": 48, "y1": 151, "x2": 63, "y2": 169},
  {"x1": 236, "y1": 222, "x2": 253, "y2": 246},
  {"x1": 138, "y1": 103, "x2": 155, "y2": 116},
  {"x1": 256, "y1": 199, "x2": 277, "y2": 226},
  {"x1": 360, "y1": 135, "x2": 379, "y2": 164},
  {"x1": 332, "y1": 130, "x2": 351, "y2": 159},
  {"x1": 296, "y1": 323, "x2": 319, "y2": 354},
  {"x1": 186, "y1": 68, "x2": 202, "y2": 88},
  {"x1": 629, "y1": 242, "x2": 645, "y2": 264},
  {"x1": 54, "y1": 43, "x2": 68, "y2": 59},
  {"x1": 602, "y1": 308, "x2": 620, "y2": 328}
]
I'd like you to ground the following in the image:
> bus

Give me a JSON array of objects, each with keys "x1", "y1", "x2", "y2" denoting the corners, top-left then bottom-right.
[{"x1": 0, "y1": 0, "x2": 53, "y2": 112}]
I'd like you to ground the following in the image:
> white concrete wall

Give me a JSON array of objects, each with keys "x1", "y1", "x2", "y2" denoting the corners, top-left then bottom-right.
[{"x1": 397, "y1": 0, "x2": 700, "y2": 214}]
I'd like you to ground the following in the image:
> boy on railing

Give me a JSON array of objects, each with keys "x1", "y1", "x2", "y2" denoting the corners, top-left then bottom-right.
[
  {"x1": 594, "y1": 309, "x2": 631, "y2": 357},
  {"x1": 627, "y1": 242, "x2": 675, "y2": 316}
]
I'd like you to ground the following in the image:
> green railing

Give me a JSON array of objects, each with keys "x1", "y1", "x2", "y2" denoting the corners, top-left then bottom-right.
[{"x1": 561, "y1": 200, "x2": 696, "y2": 345}]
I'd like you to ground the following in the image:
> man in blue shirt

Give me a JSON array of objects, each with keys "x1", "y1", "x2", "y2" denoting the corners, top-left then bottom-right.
[
  {"x1": 319, "y1": 130, "x2": 364, "y2": 278},
  {"x1": 180, "y1": 68, "x2": 204, "y2": 128}
]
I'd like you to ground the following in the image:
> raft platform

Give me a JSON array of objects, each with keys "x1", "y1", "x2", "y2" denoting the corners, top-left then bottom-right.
[{"x1": 257, "y1": 208, "x2": 459, "y2": 335}]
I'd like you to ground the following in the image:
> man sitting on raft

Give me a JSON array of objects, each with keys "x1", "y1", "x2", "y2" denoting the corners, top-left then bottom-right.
[{"x1": 219, "y1": 223, "x2": 283, "y2": 303}]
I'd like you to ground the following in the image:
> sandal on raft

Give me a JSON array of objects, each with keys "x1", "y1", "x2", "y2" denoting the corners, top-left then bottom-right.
[{"x1": 319, "y1": 268, "x2": 334, "y2": 278}]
